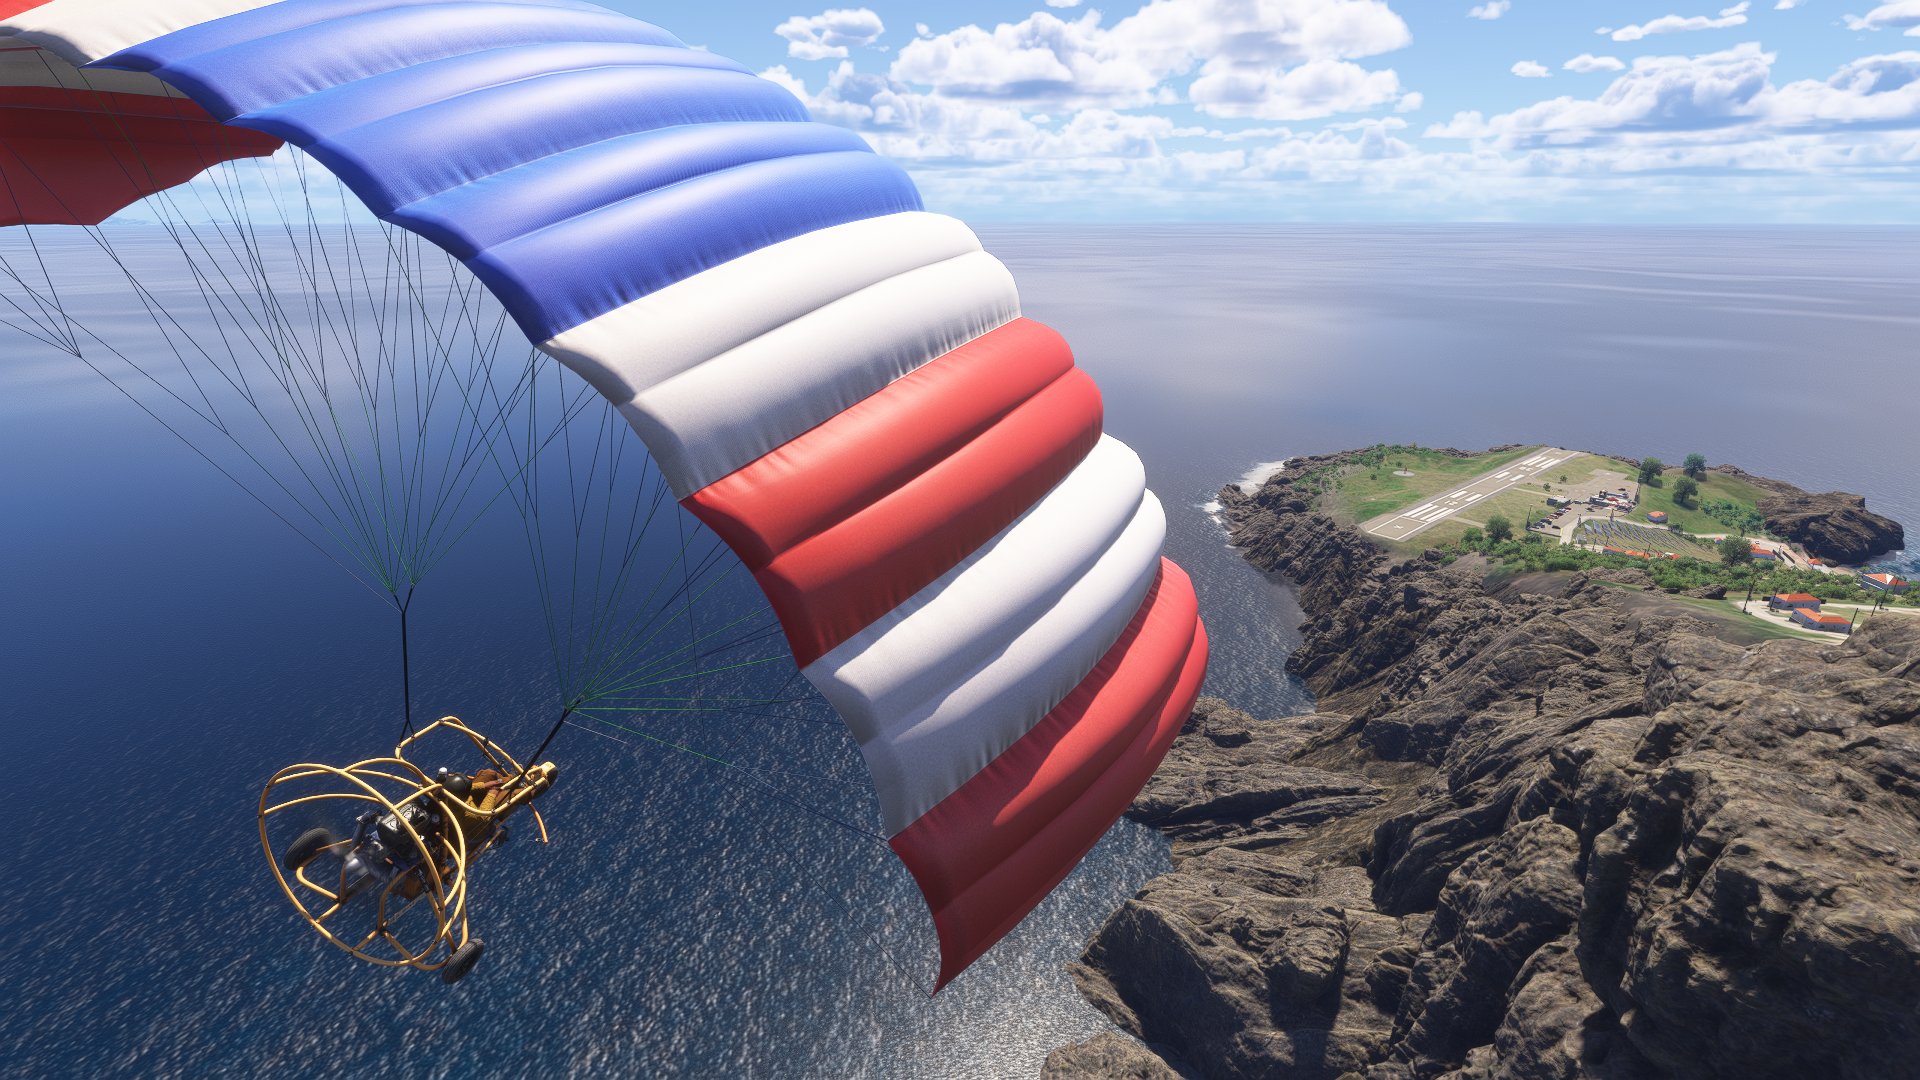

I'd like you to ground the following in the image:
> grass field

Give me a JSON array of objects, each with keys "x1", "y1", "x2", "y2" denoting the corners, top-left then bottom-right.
[
  {"x1": 1318, "y1": 445, "x2": 1542, "y2": 524},
  {"x1": 1416, "y1": 485, "x2": 1561, "y2": 549},
  {"x1": 1527, "y1": 452, "x2": 1629, "y2": 495},
  {"x1": 1574, "y1": 519, "x2": 1721, "y2": 560},
  {"x1": 1640, "y1": 472, "x2": 1775, "y2": 535},
  {"x1": 1570, "y1": 455, "x2": 1775, "y2": 536}
]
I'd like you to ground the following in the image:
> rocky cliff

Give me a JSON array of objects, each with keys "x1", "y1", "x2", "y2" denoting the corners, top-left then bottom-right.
[
  {"x1": 1757, "y1": 491, "x2": 1905, "y2": 565},
  {"x1": 1047, "y1": 454, "x2": 1920, "y2": 1080}
]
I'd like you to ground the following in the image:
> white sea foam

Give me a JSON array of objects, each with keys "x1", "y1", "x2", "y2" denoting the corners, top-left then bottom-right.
[{"x1": 1235, "y1": 459, "x2": 1290, "y2": 494}]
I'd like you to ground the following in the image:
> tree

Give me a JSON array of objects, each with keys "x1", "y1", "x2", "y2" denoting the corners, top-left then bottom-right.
[
  {"x1": 1672, "y1": 475, "x2": 1700, "y2": 507},
  {"x1": 1461, "y1": 527, "x2": 1485, "y2": 550},
  {"x1": 1719, "y1": 535, "x2": 1754, "y2": 568},
  {"x1": 1485, "y1": 515, "x2": 1514, "y2": 543},
  {"x1": 1683, "y1": 453, "x2": 1708, "y2": 480},
  {"x1": 1637, "y1": 457, "x2": 1665, "y2": 485}
]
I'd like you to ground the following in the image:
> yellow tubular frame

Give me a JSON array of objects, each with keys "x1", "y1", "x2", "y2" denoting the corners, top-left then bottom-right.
[{"x1": 258, "y1": 717, "x2": 554, "y2": 973}]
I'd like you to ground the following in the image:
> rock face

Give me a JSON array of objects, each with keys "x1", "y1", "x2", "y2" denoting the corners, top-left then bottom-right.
[
  {"x1": 1757, "y1": 491, "x2": 1905, "y2": 564},
  {"x1": 1056, "y1": 454, "x2": 1920, "y2": 1080},
  {"x1": 1043, "y1": 1033, "x2": 1192, "y2": 1080}
]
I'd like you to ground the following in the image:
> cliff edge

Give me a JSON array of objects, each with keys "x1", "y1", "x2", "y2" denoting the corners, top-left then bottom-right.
[{"x1": 1048, "y1": 453, "x2": 1920, "y2": 1080}]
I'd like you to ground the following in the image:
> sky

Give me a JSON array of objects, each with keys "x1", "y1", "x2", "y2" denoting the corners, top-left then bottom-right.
[{"x1": 585, "y1": 0, "x2": 1920, "y2": 222}]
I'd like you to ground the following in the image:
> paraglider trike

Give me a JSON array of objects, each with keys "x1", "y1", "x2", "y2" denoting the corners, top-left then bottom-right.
[{"x1": 258, "y1": 717, "x2": 557, "y2": 983}]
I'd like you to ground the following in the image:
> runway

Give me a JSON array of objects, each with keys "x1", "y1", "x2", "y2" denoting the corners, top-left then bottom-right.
[{"x1": 1363, "y1": 448, "x2": 1575, "y2": 542}]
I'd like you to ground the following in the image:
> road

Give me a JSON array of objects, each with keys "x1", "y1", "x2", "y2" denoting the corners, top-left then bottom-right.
[{"x1": 1363, "y1": 447, "x2": 1576, "y2": 542}]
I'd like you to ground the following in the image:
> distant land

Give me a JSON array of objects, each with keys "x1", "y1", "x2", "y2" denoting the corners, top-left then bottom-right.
[{"x1": 1045, "y1": 447, "x2": 1919, "y2": 1080}]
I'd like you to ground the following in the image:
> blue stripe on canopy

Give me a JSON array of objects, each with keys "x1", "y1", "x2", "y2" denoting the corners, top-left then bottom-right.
[
  {"x1": 390, "y1": 123, "x2": 877, "y2": 259},
  {"x1": 127, "y1": 5, "x2": 689, "y2": 120},
  {"x1": 95, "y1": 0, "x2": 922, "y2": 343},
  {"x1": 272, "y1": 66, "x2": 814, "y2": 213},
  {"x1": 104, "y1": 0, "x2": 631, "y2": 76},
  {"x1": 239, "y1": 43, "x2": 751, "y2": 141},
  {"x1": 467, "y1": 151, "x2": 919, "y2": 341}
]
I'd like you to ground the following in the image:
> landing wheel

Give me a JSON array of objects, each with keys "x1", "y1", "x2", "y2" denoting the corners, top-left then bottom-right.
[
  {"x1": 442, "y1": 940, "x2": 484, "y2": 984},
  {"x1": 284, "y1": 827, "x2": 336, "y2": 871}
]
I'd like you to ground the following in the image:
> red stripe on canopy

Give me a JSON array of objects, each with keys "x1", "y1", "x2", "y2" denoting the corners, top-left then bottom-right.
[
  {"x1": 0, "y1": 87, "x2": 279, "y2": 226},
  {"x1": 743, "y1": 364, "x2": 1102, "y2": 669},
  {"x1": 684, "y1": 318, "x2": 1074, "y2": 570},
  {"x1": 890, "y1": 558, "x2": 1208, "y2": 991},
  {"x1": 0, "y1": 2, "x2": 51, "y2": 18}
]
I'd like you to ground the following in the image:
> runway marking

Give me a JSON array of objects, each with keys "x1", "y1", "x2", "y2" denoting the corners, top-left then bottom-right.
[{"x1": 1361, "y1": 447, "x2": 1578, "y2": 541}]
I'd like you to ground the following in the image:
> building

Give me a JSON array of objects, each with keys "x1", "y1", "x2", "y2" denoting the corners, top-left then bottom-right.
[
  {"x1": 1791, "y1": 609, "x2": 1852, "y2": 633},
  {"x1": 1750, "y1": 546, "x2": 1777, "y2": 561},
  {"x1": 1646, "y1": 511, "x2": 1669, "y2": 524},
  {"x1": 1769, "y1": 593, "x2": 1822, "y2": 611},
  {"x1": 1861, "y1": 572, "x2": 1911, "y2": 595}
]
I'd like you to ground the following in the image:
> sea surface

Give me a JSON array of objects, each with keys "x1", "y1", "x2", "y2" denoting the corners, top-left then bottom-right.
[{"x1": 2, "y1": 226, "x2": 1915, "y2": 1079}]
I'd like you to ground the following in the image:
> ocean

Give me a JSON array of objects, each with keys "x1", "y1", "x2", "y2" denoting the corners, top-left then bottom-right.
[{"x1": 2, "y1": 225, "x2": 1914, "y2": 1078}]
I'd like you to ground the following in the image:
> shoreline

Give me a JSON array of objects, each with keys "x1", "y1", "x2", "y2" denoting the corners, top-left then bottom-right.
[{"x1": 1045, "y1": 447, "x2": 1920, "y2": 1080}]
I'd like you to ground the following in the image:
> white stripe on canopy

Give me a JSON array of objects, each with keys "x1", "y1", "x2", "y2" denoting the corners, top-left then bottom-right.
[
  {"x1": 803, "y1": 435, "x2": 1165, "y2": 835},
  {"x1": 616, "y1": 250, "x2": 1018, "y2": 495},
  {"x1": 539, "y1": 211, "x2": 983, "y2": 404},
  {"x1": 0, "y1": 0, "x2": 283, "y2": 64}
]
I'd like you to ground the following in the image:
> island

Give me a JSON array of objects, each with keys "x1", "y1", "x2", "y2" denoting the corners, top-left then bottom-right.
[{"x1": 1045, "y1": 445, "x2": 1917, "y2": 1080}]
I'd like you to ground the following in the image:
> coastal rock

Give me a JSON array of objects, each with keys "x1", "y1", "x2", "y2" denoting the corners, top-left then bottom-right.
[
  {"x1": 1070, "y1": 848, "x2": 1426, "y2": 1080},
  {"x1": 1057, "y1": 451, "x2": 1920, "y2": 1080},
  {"x1": 1130, "y1": 699, "x2": 1382, "y2": 853},
  {"x1": 1756, "y1": 491, "x2": 1904, "y2": 564},
  {"x1": 1394, "y1": 819, "x2": 1583, "y2": 1066},
  {"x1": 1589, "y1": 569, "x2": 1655, "y2": 589},
  {"x1": 1042, "y1": 1033, "x2": 1191, "y2": 1080}
]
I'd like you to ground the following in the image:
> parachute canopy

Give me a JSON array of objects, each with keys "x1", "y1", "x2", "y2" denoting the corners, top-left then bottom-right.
[
  {"x1": 0, "y1": 44, "x2": 278, "y2": 225},
  {"x1": 0, "y1": 0, "x2": 1209, "y2": 989}
]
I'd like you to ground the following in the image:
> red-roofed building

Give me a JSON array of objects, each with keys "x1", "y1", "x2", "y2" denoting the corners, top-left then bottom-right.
[
  {"x1": 1750, "y1": 546, "x2": 1777, "y2": 560},
  {"x1": 1646, "y1": 511, "x2": 1668, "y2": 524},
  {"x1": 1861, "y1": 573, "x2": 1911, "y2": 595},
  {"x1": 1791, "y1": 609, "x2": 1852, "y2": 633},
  {"x1": 1768, "y1": 593, "x2": 1822, "y2": 611}
]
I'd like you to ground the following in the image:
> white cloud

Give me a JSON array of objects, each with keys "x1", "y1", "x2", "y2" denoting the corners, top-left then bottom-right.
[
  {"x1": 1429, "y1": 42, "x2": 1920, "y2": 148},
  {"x1": 1430, "y1": 44, "x2": 1773, "y2": 142},
  {"x1": 757, "y1": 2, "x2": 1920, "y2": 219},
  {"x1": 1844, "y1": 2, "x2": 1920, "y2": 32},
  {"x1": 1512, "y1": 60, "x2": 1551, "y2": 77},
  {"x1": 888, "y1": 0, "x2": 1411, "y2": 109},
  {"x1": 1774, "y1": 0, "x2": 1804, "y2": 7},
  {"x1": 1565, "y1": 53, "x2": 1628, "y2": 72},
  {"x1": 1191, "y1": 57, "x2": 1407, "y2": 118},
  {"x1": 759, "y1": 63, "x2": 810, "y2": 99},
  {"x1": 1046, "y1": 0, "x2": 1084, "y2": 6},
  {"x1": 1468, "y1": 1, "x2": 1511, "y2": 19},
  {"x1": 775, "y1": 8, "x2": 885, "y2": 61},
  {"x1": 1770, "y1": 51, "x2": 1920, "y2": 122},
  {"x1": 1609, "y1": 3, "x2": 1750, "y2": 41}
]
